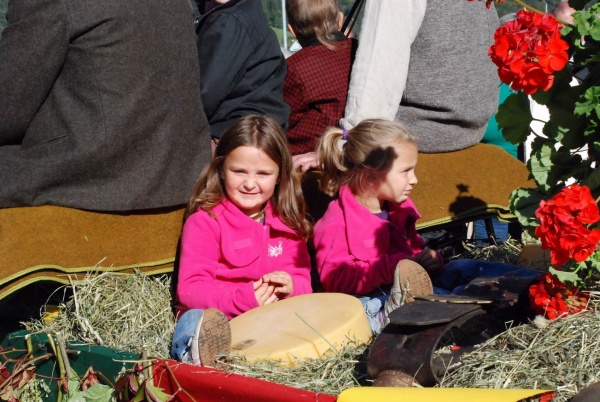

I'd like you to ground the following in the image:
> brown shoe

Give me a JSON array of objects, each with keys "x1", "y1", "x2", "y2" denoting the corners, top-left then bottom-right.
[
  {"x1": 383, "y1": 260, "x2": 433, "y2": 318},
  {"x1": 190, "y1": 308, "x2": 231, "y2": 367}
]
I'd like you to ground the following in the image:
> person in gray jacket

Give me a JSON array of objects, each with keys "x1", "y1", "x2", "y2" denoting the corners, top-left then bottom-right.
[
  {"x1": 0, "y1": 0, "x2": 212, "y2": 211},
  {"x1": 341, "y1": 0, "x2": 499, "y2": 153}
]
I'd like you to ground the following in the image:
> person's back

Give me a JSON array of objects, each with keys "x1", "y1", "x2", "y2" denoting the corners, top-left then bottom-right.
[
  {"x1": 196, "y1": 0, "x2": 289, "y2": 140},
  {"x1": 0, "y1": 0, "x2": 211, "y2": 211},
  {"x1": 398, "y1": 0, "x2": 499, "y2": 152},
  {"x1": 342, "y1": 0, "x2": 499, "y2": 153},
  {"x1": 284, "y1": 0, "x2": 357, "y2": 155}
]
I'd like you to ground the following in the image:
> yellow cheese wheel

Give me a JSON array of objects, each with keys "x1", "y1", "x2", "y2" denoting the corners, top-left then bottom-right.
[{"x1": 229, "y1": 293, "x2": 372, "y2": 365}]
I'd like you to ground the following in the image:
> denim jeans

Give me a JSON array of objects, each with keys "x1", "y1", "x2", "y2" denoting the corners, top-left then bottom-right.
[
  {"x1": 432, "y1": 259, "x2": 543, "y2": 295},
  {"x1": 170, "y1": 309, "x2": 204, "y2": 361},
  {"x1": 358, "y1": 288, "x2": 390, "y2": 334},
  {"x1": 472, "y1": 218, "x2": 509, "y2": 244}
]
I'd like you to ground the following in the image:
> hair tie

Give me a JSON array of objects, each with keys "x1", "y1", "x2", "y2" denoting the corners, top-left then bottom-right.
[{"x1": 342, "y1": 129, "x2": 348, "y2": 140}]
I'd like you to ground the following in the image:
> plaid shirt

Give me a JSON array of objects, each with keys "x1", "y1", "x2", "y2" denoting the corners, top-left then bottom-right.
[{"x1": 284, "y1": 36, "x2": 357, "y2": 155}]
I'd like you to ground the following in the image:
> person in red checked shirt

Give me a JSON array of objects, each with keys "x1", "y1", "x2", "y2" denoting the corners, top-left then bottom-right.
[{"x1": 284, "y1": 0, "x2": 357, "y2": 166}]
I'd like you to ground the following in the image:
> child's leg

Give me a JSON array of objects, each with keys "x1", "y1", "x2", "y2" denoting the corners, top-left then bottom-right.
[
  {"x1": 383, "y1": 260, "x2": 433, "y2": 319},
  {"x1": 431, "y1": 259, "x2": 544, "y2": 294},
  {"x1": 171, "y1": 308, "x2": 231, "y2": 367},
  {"x1": 358, "y1": 292, "x2": 389, "y2": 334}
]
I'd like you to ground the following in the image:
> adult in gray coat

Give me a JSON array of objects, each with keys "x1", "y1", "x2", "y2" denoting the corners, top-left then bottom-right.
[
  {"x1": 341, "y1": 0, "x2": 499, "y2": 153},
  {"x1": 0, "y1": 0, "x2": 211, "y2": 211}
]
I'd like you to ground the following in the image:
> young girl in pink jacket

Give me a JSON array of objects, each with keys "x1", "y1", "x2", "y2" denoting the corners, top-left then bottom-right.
[
  {"x1": 171, "y1": 115, "x2": 313, "y2": 366},
  {"x1": 313, "y1": 120, "x2": 543, "y2": 333},
  {"x1": 313, "y1": 119, "x2": 442, "y2": 333}
]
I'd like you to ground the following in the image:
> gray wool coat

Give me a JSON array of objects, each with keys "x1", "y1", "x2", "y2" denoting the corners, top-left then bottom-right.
[{"x1": 0, "y1": 0, "x2": 211, "y2": 211}]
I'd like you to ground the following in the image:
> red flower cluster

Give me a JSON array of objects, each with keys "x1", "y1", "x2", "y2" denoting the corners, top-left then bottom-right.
[
  {"x1": 529, "y1": 272, "x2": 588, "y2": 319},
  {"x1": 535, "y1": 185, "x2": 600, "y2": 265},
  {"x1": 489, "y1": 10, "x2": 569, "y2": 94}
]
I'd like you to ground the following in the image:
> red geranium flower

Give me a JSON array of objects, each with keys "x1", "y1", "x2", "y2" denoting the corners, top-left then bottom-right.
[
  {"x1": 488, "y1": 10, "x2": 569, "y2": 94},
  {"x1": 529, "y1": 272, "x2": 588, "y2": 319},
  {"x1": 535, "y1": 185, "x2": 600, "y2": 265}
]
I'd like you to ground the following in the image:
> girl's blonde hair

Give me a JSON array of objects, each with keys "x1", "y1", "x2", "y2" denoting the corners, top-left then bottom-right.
[
  {"x1": 187, "y1": 115, "x2": 312, "y2": 238},
  {"x1": 317, "y1": 119, "x2": 417, "y2": 197},
  {"x1": 286, "y1": 0, "x2": 340, "y2": 49}
]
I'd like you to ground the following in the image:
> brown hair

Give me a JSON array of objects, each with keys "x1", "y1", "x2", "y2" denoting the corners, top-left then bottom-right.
[
  {"x1": 187, "y1": 115, "x2": 312, "y2": 238},
  {"x1": 286, "y1": 0, "x2": 340, "y2": 49},
  {"x1": 316, "y1": 119, "x2": 417, "y2": 197}
]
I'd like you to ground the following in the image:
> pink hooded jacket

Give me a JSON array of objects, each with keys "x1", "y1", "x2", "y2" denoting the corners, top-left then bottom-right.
[
  {"x1": 175, "y1": 198, "x2": 312, "y2": 319},
  {"x1": 314, "y1": 185, "x2": 440, "y2": 296}
]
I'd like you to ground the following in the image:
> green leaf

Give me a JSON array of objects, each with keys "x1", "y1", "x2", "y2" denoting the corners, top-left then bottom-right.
[
  {"x1": 528, "y1": 143, "x2": 556, "y2": 192},
  {"x1": 509, "y1": 187, "x2": 545, "y2": 233},
  {"x1": 590, "y1": 139, "x2": 600, "y2": 161},
  {"x1": 144, "y1": 381, "x2": 173, "y2": 402},
  {"x1": 575, "y1": 4, "x2": 600, "y2": 41},
  {"x1": 67, "y1": 379, "x2": 82, "y2": 399},
  {"x1": 549, "y1": 267, "x2": 582, "y2": 286},
  {"x1": 497, "y1": 93, "x2": 532, "y2": 145},
  {"x1": 574, "y1": 86, "x2": 600, "y2": 118},
  {"x1": 79, "y1": 384, "x2": 114, "y2": 402},
  {"x1": 586, "y1": 251, "x2": 600, "y2": 275},
  {"x1": 582, "y1": 166, "x2": 600, "y2": 191}
]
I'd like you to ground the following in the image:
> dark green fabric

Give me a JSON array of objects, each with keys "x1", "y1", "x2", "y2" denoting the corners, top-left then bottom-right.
[{"x1": 1, "y1": 330, "x2": 138, "y2": 400}]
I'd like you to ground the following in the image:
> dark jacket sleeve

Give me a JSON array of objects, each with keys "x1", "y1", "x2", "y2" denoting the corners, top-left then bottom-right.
[
  {"x1": 197, "y1": 12, "x2": 253, "y2": 121},
  {"x1": 0, "y1": 0, "x2": 69, "y2": 145}
]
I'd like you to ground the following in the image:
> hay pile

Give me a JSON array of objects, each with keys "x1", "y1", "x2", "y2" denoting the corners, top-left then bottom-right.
[
  {"x1": 220, "y1": 341, "x2": 370, "y2": 396},
  {"x1": 22, "y1": 271, "x2": 370, "y2": 395},
  {"x1": 24, "y1": 271, "x2": 175, "y2": 358},
  {"x1": 441, "y1": 297, "x2": 600, "y2": 402},
  {"x1": 20, "y1": 246, "x2": 600, "y2": 400},
  {"x1": 457, "y1": 237, "x2": 524, "y2": 264}
]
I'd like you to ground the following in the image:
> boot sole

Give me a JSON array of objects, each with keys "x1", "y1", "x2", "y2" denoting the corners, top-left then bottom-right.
[
  {"x1": 397, "y1": 260, "x2": 433, "y2": 303},
  {"x1": 195, "y1": 308, "x2": 231, "y2": 367}
]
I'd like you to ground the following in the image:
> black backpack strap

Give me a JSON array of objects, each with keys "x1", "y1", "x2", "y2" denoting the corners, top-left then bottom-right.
[{"x1": 341, "y1": 0, "x2": 366, "y2": 35}]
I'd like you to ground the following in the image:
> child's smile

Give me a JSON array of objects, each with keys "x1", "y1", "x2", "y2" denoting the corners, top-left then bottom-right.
[{"x1": 222, "y1": 146, "x2": 279, "y2": 217}]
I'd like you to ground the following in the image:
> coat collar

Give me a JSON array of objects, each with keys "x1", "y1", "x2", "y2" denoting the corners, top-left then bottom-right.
[
  {"x1": 198, "y1": 0, "x2": 246, "y2": 26},
  {"x1": 338, "y1": 185, "x2": 420, "y2": 260},
  {"x1": 211, "y1": 198, "x2": 297, "y2": 266}
]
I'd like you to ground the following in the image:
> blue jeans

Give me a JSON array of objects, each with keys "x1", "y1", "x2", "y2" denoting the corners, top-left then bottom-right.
[
  {"x1": 358, "y1": 288, "x2": 389, "y2": 334},
  {"x1": 473, "y1": 218, "x2": 509, "y2": 244},
  {"x1": 432, "y1": 259, "x2": 543, "y2": 295},
  {"x1": 170, "y1": 309, "x2": 204, "y2": 361}
]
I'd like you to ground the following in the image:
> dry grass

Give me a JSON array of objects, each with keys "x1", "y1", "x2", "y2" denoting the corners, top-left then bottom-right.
[
  {"x1": 440, "y1": 296, "x2": 600, "y2": 401},
  {"x1": 20, "y1": 240, "x2": 600, "y2": 399},
  {"x1": 219, "y1": 340, "x2": 371, "y2": 395},
  {"x1": 23, "y1": 271, "x2": 175, "y2": 359}
]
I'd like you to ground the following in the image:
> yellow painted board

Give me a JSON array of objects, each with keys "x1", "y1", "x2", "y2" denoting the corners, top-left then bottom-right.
[
  {"x1": 229, "y1": 293, "x2": 372, "y2": 365},
  {"x1": 337, "y1": 387, "x2": 553, "y2": 402}
]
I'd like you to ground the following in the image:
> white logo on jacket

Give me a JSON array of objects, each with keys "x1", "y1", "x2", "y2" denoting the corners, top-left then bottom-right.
[{"x1": 268, "y1": 241, "x2": 283, "y2": 257}]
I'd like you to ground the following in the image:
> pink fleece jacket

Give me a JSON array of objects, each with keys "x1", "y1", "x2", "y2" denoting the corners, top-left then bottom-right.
[
  {"x1": 175, "y1": 198, "x2": 312, "y2": 319},
  {"x1": 314, "y1": 185, "x2": 440, "y2": 296}
]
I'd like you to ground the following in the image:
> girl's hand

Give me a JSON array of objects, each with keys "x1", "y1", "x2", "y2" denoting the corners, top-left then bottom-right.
[
  {"x1": 292, "y1": 152, "x2": 319, "y2": 173},
  {"x1": 253, "y1": 278, "x2": 278, "y2": 306},
  {"x1": 262, "y1": 271, "x2": 294, "y2": 299},
  {"x1": 413, "y1": 248, "x2": 443, "y2": 275}
]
